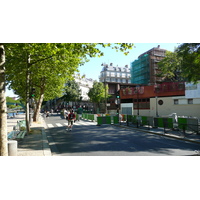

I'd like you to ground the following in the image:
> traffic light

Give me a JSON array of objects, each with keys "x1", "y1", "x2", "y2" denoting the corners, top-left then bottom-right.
[
  {"x1": 116, "y1": 90, "x2": 120, "y2": 99},
  {"x1": 30, "y1": 88, "x2": 36, "y2": 98}
]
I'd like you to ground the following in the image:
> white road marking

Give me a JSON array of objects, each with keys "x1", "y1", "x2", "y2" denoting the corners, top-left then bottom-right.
[
  {"x1": 47, "y1": 124, "x2": 54, "y2": 128},
  {"x1": 55, "y1": 123, "x2": 63, "y2": 127}
]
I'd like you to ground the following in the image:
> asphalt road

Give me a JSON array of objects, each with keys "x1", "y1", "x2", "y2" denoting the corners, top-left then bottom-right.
[{"x1": 45, "y1": 115, "x2": 200, "y2": 156}]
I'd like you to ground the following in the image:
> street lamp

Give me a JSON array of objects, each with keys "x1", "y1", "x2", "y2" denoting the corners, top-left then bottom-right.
[
  {"x1": 136, "y1": 85, "x2": 140, "y2": 116},
  {"x1": 136, "y1": 85, "x2": 140, "y2": 128}
]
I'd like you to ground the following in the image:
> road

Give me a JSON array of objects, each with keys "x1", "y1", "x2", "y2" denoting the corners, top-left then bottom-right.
[{"x1": 45, "y1": 114, "x2": 200, "y2": 156}]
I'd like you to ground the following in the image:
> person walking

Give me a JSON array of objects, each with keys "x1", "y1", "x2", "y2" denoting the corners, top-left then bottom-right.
[{"x1": 66, "y1": 110, "x2": 76, "y2": 131}]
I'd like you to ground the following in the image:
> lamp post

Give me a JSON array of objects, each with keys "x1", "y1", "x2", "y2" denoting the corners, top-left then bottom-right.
[
  {"x1": 136, "y1": 85, "x2": 140, "y2": 128},
  {"x1": 136, "y1": 85, "x2": 140, "y2": 116},
  {"x1": 104, "y1": 75, "x2": 107, "y2": 114},
  {"x1": 154, "y1": 84, "x2": 159, "y2": 117}
]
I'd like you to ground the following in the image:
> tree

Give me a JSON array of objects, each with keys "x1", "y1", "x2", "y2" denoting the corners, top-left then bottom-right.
[
  {"x1": 6, "y1": 97, "x2": 22, "y2": 109},
  {"x1": 88, "y1": 81, "x2": 109, "y2": 112},
  {"x1": 157, "y1": 50, "x2": 184, "y2": 82},
  {"x1": 61, "y1": 80, "x2": 81, "y2": 103},
  {"x1": 1, "y1": 43, "x2": 134, "y2": 155},
  {"x1": 0, "y1": 44, "x2": 8, "y2": 156},
  {"x1": 176, "y1": 43, "x2": 200, "y2": 83},
  {"x1": 158, "y1": 43, "x2": 200, "y2": 83},
  {"x1": 4, "y1": 43, "x2": 134, "y2": 130}
]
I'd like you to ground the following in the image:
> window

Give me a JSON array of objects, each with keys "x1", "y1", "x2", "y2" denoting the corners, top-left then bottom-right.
[
  {"x1": 111, "y1": 72, "x2": 115, "y2": 77},
  {"x1": 174, "y1": 99, "x2": 179, "y2": 105},
  {"x1": 106, "y1": 72, "x2": 110, "y2": 76},
  {"x1": 188, "y1": 99, "x2": 193, "y2": 104}
]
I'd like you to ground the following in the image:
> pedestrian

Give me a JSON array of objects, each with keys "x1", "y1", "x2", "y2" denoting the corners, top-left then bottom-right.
[
  {"x1": 46, "y1": 111, "x2": 50, "y2": 118},
  {"x1": 77, "y1": 106, "x2": 83, "y2": 121},
  {"x1": 66, "y1": 109, "x2": 76, "y2": 131}
]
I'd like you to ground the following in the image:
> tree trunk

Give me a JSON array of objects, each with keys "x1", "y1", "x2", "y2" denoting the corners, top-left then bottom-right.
[
  {"x1": 33, "y1": 92, "x2": 44, "y2": 122},
  {"x1": 0, "y1": 44, "x2": 8, "y2": 156},
  {"x1": 25, "y1": 55, "x2": 31, "y2": 133}
]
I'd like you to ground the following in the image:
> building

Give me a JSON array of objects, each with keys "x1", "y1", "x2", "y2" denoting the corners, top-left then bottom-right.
[
  {"x1": 74, "y1": 73, "x2": 94, "y2": 101},
  {"x1": 99, "y1": 63, "x2": 131, "y2": 85},
  {"x1": 99, "y1": 63, "x2": 131, "y2": 113},
  {"x1": 45, "y1": 73, "x2": 94, "y2": 111},
  {"x1": 119, "y1": 81, "x2": 200, "y2": 119},
  {"x1": 131, "y1": 45, "x2": 166, "y2": 85}
]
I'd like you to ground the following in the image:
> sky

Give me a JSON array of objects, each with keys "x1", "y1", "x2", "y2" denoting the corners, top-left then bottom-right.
[
  {"x1": 78, "y1": 43, "x2": 179, "y2": 81},
  {"x1": 6, "y1": 43, "x2": 179, "y2": 97}
]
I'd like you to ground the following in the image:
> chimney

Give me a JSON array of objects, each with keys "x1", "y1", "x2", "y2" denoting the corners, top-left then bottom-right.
[{"x1": 158, "y1": 45, "x2": 160, "y2": 48}]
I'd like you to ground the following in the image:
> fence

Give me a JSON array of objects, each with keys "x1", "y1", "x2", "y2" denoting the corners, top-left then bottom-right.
[{"x1": 81, "y1": 113, "x2": 199, "y2": 134}]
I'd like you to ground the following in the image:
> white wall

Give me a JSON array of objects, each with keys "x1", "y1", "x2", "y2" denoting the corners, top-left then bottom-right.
[{"x1": 150, "y1": 96, "x2": 200, "y2": 119}]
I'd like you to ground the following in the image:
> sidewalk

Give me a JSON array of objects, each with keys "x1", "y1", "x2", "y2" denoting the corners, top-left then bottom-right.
[{"x1": 7, "y1": 113, "x2": 51, "y2": 156}]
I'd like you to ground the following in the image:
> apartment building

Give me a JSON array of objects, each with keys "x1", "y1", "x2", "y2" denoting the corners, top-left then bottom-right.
[
  {"x1": 99, "y1": 63, "x2": 131, "y2": 84},
  {"x1": 98, "y1": 63, "x2": 131, "y2": 113},
  {"x1": 131, "y1": 45, "x2": 166, "y2": 85},
  {"x1": 74, "y1": 73, "x2": 94, "y2": 101},
  {"x1": 99, "y1": 63, "x2": 131, "y2": 93}
]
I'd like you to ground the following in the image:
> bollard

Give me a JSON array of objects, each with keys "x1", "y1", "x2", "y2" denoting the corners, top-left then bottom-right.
[{"x1": 8, "y1": 140, "x2": 18, "y2": 156}]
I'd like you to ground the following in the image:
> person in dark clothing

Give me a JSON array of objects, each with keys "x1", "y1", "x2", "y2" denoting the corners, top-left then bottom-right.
[{"x1": 66, "y1": 110, "x2": 76, "y2": 131}]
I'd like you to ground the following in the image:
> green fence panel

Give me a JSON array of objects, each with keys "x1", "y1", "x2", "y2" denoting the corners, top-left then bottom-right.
[
  {"x1": 178, "y1": 118, "x2": 187, "y2": 130},
  {"x1": 113, "y1": 116, "x2": 119, "y2": 124},
  {"x1": 141, "y1": 116, "x2": 148, "y2": 126},
  {"x1": 88, "y1": 114, "x2": 94, "y2": 121},
  {"x1": 97, "y1": 117, "x2": 103, "y2": 125},
  {"x1": 132, "y1": 115, "x2": 137, "y2": 124},
  {"x1": 167, "y1": 118, "x2": 174, "y2": 129},
  {"x1": 106, "y1": 116, "x2": 111, "y2": 124},
  {"x1": 158, "y1": 118, "x2": 164, "y2": 128},
  {"x1": 127, "y1": 115, "x2": 133, "y2": 122}
]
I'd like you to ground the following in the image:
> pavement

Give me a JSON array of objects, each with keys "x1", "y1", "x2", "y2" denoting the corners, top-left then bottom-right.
[
  {"x1": 6, "y1": 113, "x2": 200, "y2": 156},
  {"x1": 7, "y1": 113, "x2": 51, "y2": 156}
]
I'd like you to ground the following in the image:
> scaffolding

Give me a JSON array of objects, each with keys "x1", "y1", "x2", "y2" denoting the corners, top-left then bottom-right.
[{"x1": 131, "y1": 54, "x2": 149, "y2": 85}]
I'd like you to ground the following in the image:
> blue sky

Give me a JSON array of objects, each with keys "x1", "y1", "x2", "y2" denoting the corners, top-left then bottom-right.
[
  {"x1": 78, "y1": 43, "x2": 179, "y2": 81},
  {"x1": 6, "y1": 43, "x2": 179, "y2": 97}
]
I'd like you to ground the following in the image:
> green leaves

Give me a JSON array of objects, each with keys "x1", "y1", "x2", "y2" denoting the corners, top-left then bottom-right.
[
  {"x1": 88, "y1": 81, "x2": 108, "y2": 103},
  {"x1": 158, "y1": 44, "x2": 200, "y2": 83},
  {"x1": 4, "y1": 43, "x2": 135, "y2": 103},
  {"x1": 62, "y1": 80, "x2": 81, "y2": 102}
]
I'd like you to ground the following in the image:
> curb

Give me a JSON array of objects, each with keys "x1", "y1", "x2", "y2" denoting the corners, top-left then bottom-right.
[
  {"x1": 42, "y1": 128, "x2": 52, "y2": 156},
  {"x1": 40, "y1": 115, "x2": 52, "y2": 156},
  {"x1": 113, "y1": 124, "x2": 200, "y2": 145}
]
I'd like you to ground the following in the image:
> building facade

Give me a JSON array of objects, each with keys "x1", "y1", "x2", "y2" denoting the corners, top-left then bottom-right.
[
  {"x1": 119, "y1": 82, "x2": 200, "y2": 119},
  {"x1": 99, "y1": 63, "x2": 131, "y2": 113},
  {"x1": 131, "y1": 45, "x2": 166, "y2": 85},
  {"x1": 74, "y1": 73, "x2": 94, "y2": 101},
  {"x1": 99, "y1": 63, "x2": 131, "y2": 85}
]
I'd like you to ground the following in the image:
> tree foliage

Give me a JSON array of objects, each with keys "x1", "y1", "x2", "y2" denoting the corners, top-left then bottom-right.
[
  {"x1": 61, "y1": 80, "x2": 81, "y2": 102},
  {"x1": 4, "y1": 43, "x2": 134, "y2": 122},
  {"x1": 6, "y1": 97, "x2": 21, "y2": 109},
  {"x1": 158, "y1": 43, "x2": 200, "y2": 83},
  {"x1": 176, "y1": 43, "x2": 200, "y2": 83},
  {"x1": 88, "y1": 81, "x2": 109, "y2": 104},
  {"x1": 157, "y1": 50, "x2": 184, "y2": 82}
]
